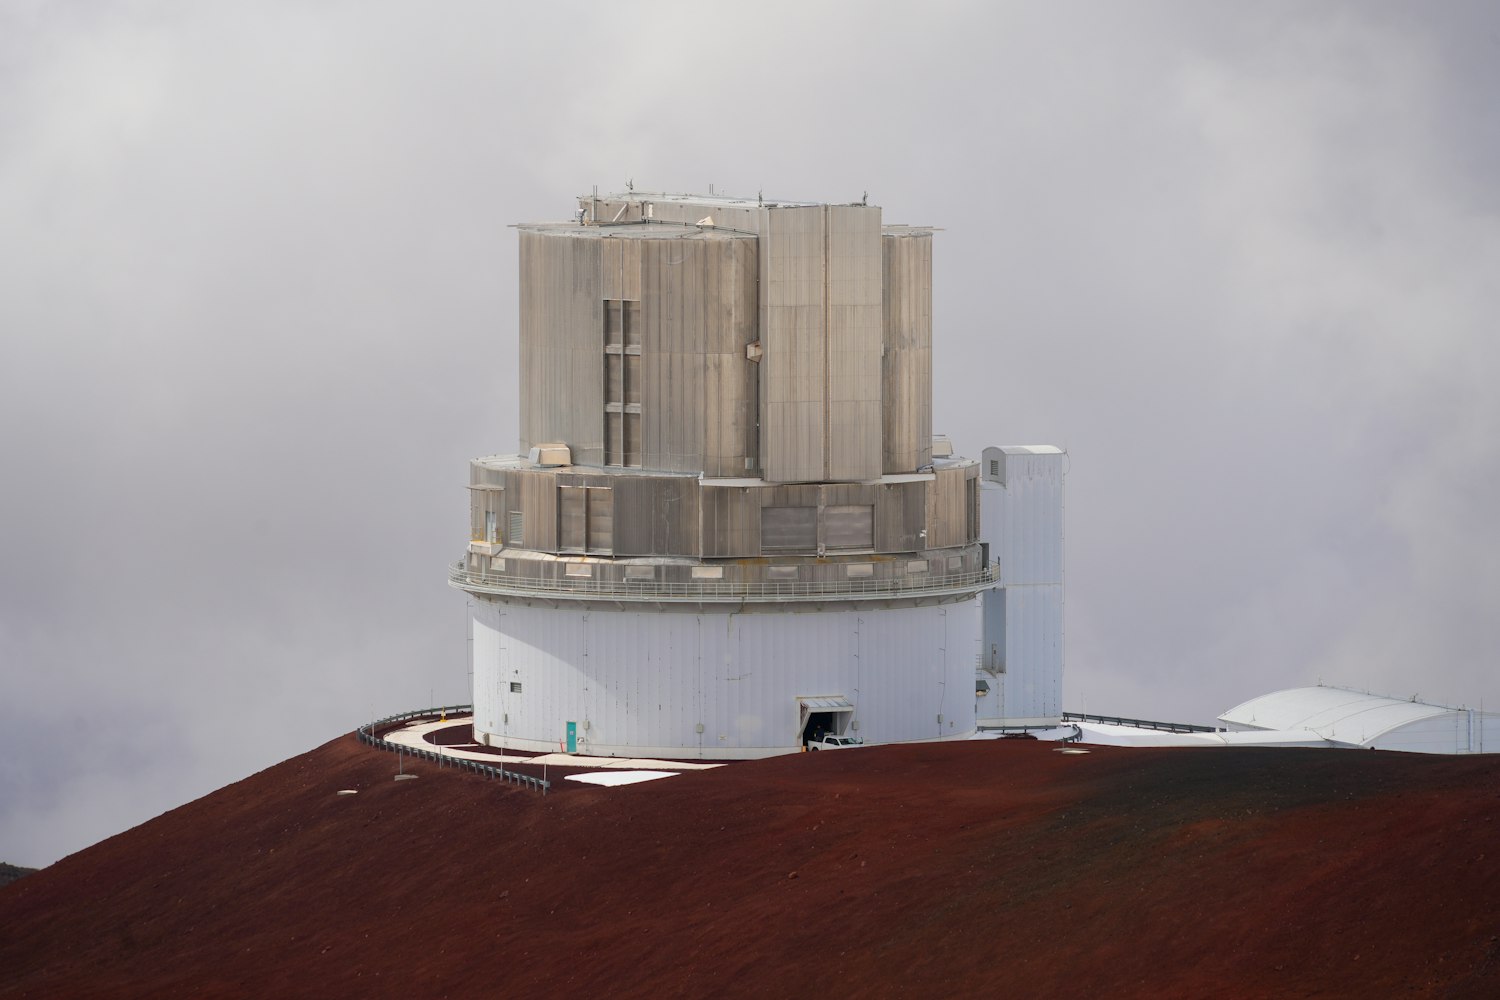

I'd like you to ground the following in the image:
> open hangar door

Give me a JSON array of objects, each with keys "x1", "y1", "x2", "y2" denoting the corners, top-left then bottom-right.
[{"x1": 799, "y1": 696, "x2": 855, "y2": 746}]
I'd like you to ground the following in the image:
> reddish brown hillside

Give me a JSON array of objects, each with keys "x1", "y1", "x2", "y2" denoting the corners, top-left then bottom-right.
[{"x1": 2, "y1": 737, "x2": 1497, "y2": 998}]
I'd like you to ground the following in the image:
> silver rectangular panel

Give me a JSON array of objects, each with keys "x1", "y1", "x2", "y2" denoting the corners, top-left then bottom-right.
[
  {"x1": 761, "y1": 506, "x2": 817, "y2": 551},
  {"x1": 559, "y1": 486, "x2": 586, "y2": 552},
  {"x1": 587, "y1": 487, "x2": 613, "y2": 553},
  {"x1": 824, "y1": 504, "x2": 874, "y2": 549}
]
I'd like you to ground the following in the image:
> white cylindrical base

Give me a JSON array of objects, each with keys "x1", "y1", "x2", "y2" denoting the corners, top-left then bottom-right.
[{"x1": 470, "y1": 599, "x2": 979, "y2": 759}]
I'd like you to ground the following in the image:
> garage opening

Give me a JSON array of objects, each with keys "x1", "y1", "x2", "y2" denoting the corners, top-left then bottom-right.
[{"x1": 799, "y1": 696, "x2": 854, "y2": 747}]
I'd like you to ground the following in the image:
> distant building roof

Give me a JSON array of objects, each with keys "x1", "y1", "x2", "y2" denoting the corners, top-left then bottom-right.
[{"x1": 1219, "y1": 686, "x2": 1479, "y2": 749}]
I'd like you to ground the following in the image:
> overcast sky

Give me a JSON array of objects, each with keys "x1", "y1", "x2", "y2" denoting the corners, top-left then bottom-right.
[{"x1": 3, "y1": 1, "x2": 1497, "y2": 868}]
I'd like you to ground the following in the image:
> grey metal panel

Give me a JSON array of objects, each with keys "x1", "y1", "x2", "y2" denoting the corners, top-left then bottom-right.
[
  {"x1": 874, "y1": 480, "x2": 926, "y2": 553},
  {"x1": 604, "y1": 412, "x2": 622, "y2": 466},
  {"x1": 926, "y1": 465, "x2": 968, "y2": 549},
  {"x1": 825, "y1": 205, "x2": 884, "y2": 481},
  {"x1": 606, "y1": 354, "x2": 623, "y2": 404},
  {"x1": 635, "y1": 233, "x2": 758, "y2": 477},
  {"x1": 519, "y1": 231, "x2": 604, "y2": 464},
  {"x1": 762, "y1": 506, "x2": 818, "y2": 551},
  {"x1": 600, "y1": 237, "x2": 642, "y2": 302},
  {"x1": 882, "y1": 232, "x2": 933, "y2": 474},
  {"x1": 624, "y1": 354, "x2": 641, "y2": 405},
  {"x1": 609, "y1": 476, "x2": 651, "y2": 556},
  {"x1": 642, "y1": 229, "x2": 701, "y2": 473},
  {"x1": 824, "y1": 505, "x2": 874, "y2": 549},
  {"x1": 559, "y1": 486, "x2": 586, "y2": 552},
  {"x1": 624, "y1": 301, "x2": 642, "y2": 346},
  {"x1": 760, "y1": 206, "x2": 827, "y2": 482},
  {"x1": 700, "y1": 484, "x2": 761, "y2": 558},
  {"x1": 602, "y1": 239, "x2": 623, "y2": 301},
  {"x1": 516, "y1": 469, "x2": 558, "y2": 551},
  {"x1": 623, "y1": 412, "x2": 642, "y2": 468},
  {"x1": 759, "y1": 205, "x2": 884, "y2": 483},
  {"x1": 609, "y1": 475, "x2": 700, "y2": 557},
  {"x1": 587, "y1": 487, "x2": 613, "y2": 553}
]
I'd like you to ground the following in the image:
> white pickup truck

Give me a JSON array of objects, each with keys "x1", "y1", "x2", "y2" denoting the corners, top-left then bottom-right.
[{"x1": 807, "y1": 734, "x2": 865, "y2": 751}]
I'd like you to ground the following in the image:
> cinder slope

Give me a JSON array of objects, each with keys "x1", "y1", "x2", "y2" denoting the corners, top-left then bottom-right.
[{"x1": 2, "y1": 737, "x2": 1497, "y2": 998}]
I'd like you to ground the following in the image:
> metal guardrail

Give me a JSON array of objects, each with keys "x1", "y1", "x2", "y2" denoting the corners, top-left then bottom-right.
[
  {"x1": 357, "y1": 705, "x2": 550, "y2": 794},
  {"x1": 1062, "y1": 711, "x2": 1221, "y2": 734},
  {"x1": 449, "y1": 562, "x2": 995, "y2": 603}
]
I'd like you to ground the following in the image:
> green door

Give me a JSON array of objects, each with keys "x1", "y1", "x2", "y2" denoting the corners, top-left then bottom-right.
[{"x1": 566, "y1": 721, "x2": 577, "y2": 753}]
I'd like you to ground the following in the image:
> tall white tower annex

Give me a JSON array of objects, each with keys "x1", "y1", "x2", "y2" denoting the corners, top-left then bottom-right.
[{"x1": 451, "y1": 190, "x2": 1064, "y2": 759}]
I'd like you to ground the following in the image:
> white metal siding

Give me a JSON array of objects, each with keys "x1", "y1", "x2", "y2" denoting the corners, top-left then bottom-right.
[
  {"x1": 1370, "y1": 713, "x2": 1471, "y2": 754},
  {"x1": 976, "y1": 584, "x2": 1063, "y2": 725},
  {"x1": 980, "y1": 454, "x2": 1064, "y2": 586},
  {"x1": 975, "y1": 447, "x2": 1065, "y2": 726},
  {"x1": 469, "y1": 598, "x2": 979, "y2": 758}
]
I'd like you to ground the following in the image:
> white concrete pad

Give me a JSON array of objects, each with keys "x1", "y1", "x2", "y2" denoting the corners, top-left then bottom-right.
[{"x1": 564, "y1": 770, "x2": 680, "y2": 787}]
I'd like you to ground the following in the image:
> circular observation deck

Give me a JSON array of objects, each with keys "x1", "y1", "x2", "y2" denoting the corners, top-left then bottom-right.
[{"x1": 449, "y1": 560, "x2": 995, "y2": 611}]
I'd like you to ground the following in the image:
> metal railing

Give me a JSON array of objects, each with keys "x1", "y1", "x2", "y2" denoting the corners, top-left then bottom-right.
[
  {"x1": 357, "y1": 705, "x2": 550, "y2": 794},
  {"x1": 449, "y1": 562, "x2": 995, "y2": 603},
  {"x1": 1062, "y1": 711, "x2": 1221, "y2": 734}
]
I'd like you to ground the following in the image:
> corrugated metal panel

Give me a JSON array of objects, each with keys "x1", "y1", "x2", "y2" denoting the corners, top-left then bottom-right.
[
  {"x1": 824, "y1": 204, "x2": 884, "y2": 481},
  {"x1": 882, "y1": 232, "x2": 933, "y2": 473},
  {"x1": 824, "y1": 504, "x2": 874, "y2": 549},
  {"x1": 586, "y1": 487, "x2": 612, "y2": 553},
  {"x1": 699, "y1": 484, "x2": 760, "y2": 558},
  {"x1": 926, "y1": 465, "x2": 969, "y2": 548},
  {"x1": 875, "y1": 480, "x2": 927, "y2": 552},
  {"x1": 759, "y1": 205, "x2": 885, "y2": 483},
  {"x1": 600, "y1": 237, "x2": 642, "y2": 303},
  {"x1": 518, "y1": 469, "x2": 558, "y2": 551},
  {"x1": 518, "y1": 231, "x2": 604, "y2": 464},
  {"x1": 761, "y1": 506, "x2": 817, "y2": 551},
  {"x1": 558, "y1": 486, "x2": 585, "y2": 552},
  {"x1": 604, "y1": 412, "x2": 622, "y2": 466},
  {"x1": 606, "y1": 354, "x2": 623, "y2": 404},
  {"x1": 638, "y1": 235, "x2": 758, "y2": 476},
  {"x1": 609, "y1": 475, "x2": 699, "y2": 556},
  {"x1": 759, "y1": 206, "x2": 826, "y2": 482}
]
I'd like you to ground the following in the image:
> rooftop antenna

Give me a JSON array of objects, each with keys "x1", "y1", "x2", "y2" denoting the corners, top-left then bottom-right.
[
  {"x1": 862, "y1": 190, "x2": 868, "y2": 205},
  {"x1": 758, "y1": 189, "x2": 763, "y2": 206}
]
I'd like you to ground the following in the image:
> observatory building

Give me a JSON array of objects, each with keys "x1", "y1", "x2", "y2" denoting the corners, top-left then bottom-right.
[{"x1": 451, "y1": 190, "x2": 1064, "y2": 758}]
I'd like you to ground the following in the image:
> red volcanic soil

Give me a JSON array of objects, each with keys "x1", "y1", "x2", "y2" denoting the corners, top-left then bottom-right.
[{"x1": 2, "y1": 737, "x2": 1498, "y2": 998}]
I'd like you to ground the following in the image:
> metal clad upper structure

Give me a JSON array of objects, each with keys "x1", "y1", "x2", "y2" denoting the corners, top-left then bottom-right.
[{"x1": 543, "y1": 193, "x2": 904, "y2": 484}]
